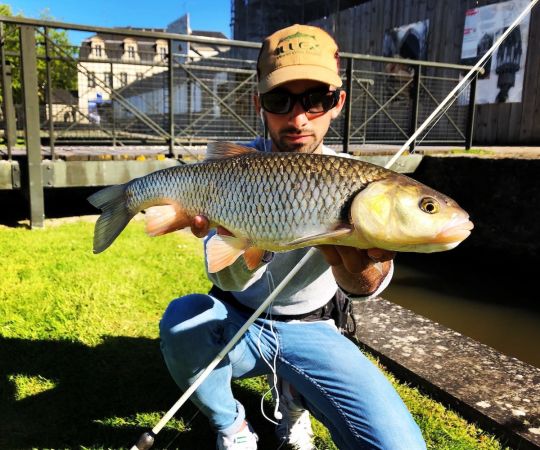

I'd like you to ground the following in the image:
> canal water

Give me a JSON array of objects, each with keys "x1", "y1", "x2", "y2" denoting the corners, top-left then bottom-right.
[{"x1": 382, "y1": 250, "x2": 540, "y2": 368}]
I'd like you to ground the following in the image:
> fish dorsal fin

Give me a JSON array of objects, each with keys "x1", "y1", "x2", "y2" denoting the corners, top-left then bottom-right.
[
  {"x1": 206, "y1": 234, "x2": 249, "y2": 273},
  {"x1": 285, "y1": 226, "x2": 353, "y2": 247},
  {"x1": 205, "y1": 141, "x2": 257, "y2": 161}
]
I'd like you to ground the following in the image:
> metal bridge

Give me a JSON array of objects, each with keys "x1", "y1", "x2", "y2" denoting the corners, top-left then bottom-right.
[{"x1": 0, "y1": 16, "x2": 480, "y2": 227}]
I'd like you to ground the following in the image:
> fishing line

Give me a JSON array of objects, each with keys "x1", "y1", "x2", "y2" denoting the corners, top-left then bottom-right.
[
  {"x1": 130, "y1": 248, "x2": 317, "y2": 450},
  {"x1": 385, "y1": 0, "x2": 538, "y2": 170}
]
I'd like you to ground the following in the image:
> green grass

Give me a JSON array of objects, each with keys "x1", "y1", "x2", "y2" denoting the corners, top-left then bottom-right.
[
  {"x1": 449, "y1": 148, "x2": 496, "y2": 156},
  {"x1": 0, "y1": 220, "x2": 511, "y2": 449}
]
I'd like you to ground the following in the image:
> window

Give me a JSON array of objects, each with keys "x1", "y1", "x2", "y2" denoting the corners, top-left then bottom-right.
[
  {"x1": 89, "y1": 38, "x2": 106, "y2": 59},
  {"x1": 104, "y1": 73, "x2": 112, "y2": 87},
  {"x1": 119, "y1": 72, "x2": 128, "y2": 86},
  {"x1": 136, "y1": 72, "x2": 143, "y2": 81},
  {"x1": 88, "y1": 72, "x2": 96, "y2": 88},
  {"x1": 122, "y1": 39, "x2": 138, "y2": 60},
  {"x1": 159, "y1": 47, "x2": 167, "y2": 60}
]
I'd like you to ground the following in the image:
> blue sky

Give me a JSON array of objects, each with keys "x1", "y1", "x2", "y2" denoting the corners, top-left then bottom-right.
[{"x1": 8, "y1": 0, "x2": 232, "y2": 42}]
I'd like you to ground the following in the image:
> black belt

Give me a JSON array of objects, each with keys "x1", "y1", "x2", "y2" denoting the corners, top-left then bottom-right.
[{"x1": 208, "y1": 285, "x2": 337, "y2": 322}]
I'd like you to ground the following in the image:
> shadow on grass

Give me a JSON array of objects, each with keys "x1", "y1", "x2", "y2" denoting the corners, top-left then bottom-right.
[{"x1": 0, "y1": 336, "x2": 277, "y2": 449}]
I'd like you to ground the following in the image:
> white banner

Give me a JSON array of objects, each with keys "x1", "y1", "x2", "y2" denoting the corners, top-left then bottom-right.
[{"x1": 461, "y1": 0, "x2": 530, "y2": 104}]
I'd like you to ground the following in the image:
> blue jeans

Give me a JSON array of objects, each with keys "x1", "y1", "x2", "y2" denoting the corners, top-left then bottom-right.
[{"x1": 160, "y1": 294, "x2": 426, "y2": 450}]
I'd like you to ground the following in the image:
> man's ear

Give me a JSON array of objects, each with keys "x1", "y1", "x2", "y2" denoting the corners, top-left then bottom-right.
[
  {"x1": 254, "y1": 93, "x2": 261, "y2": 112},
  {"x1": 330, "y1": 90, "x2": 347, "y2": 119}
]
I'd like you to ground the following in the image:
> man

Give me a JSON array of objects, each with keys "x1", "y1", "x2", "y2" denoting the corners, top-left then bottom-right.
[{"x1": 159, "y1": 24, "x2": 426, "y2": 450}]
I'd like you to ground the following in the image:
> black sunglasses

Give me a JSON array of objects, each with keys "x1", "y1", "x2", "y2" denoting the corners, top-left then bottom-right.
[{"x1": 260, "y1": 88, "x2": 341, "y2": 115}]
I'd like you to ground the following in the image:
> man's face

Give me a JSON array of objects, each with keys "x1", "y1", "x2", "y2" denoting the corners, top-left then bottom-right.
[{"x1": 256, "y1": 80, "x2": 346, "y2": 154}]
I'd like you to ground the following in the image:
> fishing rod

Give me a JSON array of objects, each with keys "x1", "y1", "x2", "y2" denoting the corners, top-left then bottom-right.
[
  {"x1": 130, "y1": 1, "x2": 538, "y2": 447},
  {"x1": 385, "y1": 0, "x2": 539, "y2": 170}
]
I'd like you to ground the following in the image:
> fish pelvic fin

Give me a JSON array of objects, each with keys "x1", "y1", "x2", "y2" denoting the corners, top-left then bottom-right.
[
  {"x1": 88, "y1": 184, "x2": 134, "y2": 253},
  {"x1": 243, "y1": 247, "x2": 266, "y2": 271},
  {"x1": 205, "y1": 141, "x2": 257, "y2": 161},
  {"x1": 206, "y1": 234, "x2": 248, "y2": 273},
  {"x1": 145, "y1": 204, "x2": 192, "y2": 237},
  {"x1": 285, "y1": 226, "x2": 353, "y2": 247}
]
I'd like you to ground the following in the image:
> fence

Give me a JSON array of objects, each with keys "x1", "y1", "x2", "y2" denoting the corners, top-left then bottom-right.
[{"x1": 0, "y1": 16, "x2": 480, "y2": 155}]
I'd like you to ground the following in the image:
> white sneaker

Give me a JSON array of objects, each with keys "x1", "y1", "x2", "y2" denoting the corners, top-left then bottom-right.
[
  {"x1": 274, "y1": 380, "x2": 315, "y2": 450},
  {"x1": 216, "y1": 421, "x2": 258, "y2": 450}
]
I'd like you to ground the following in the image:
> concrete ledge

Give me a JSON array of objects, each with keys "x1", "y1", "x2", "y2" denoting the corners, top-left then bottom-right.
[
  {"x1": 0, "y1": 160, "x2": 19, "y2": 190},
  {"x1": 352, "y1": 298, "x2": 540, "y2": 450}
]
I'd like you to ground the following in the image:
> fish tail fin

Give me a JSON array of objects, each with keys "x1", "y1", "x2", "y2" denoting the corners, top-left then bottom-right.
[{"x1": 88, "y1": 184, "x2": 135, "y2": 253}]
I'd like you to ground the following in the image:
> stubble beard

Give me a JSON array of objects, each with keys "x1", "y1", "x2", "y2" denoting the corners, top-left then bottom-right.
[{"x1": 270, "y1": 128, "x2": 323, "y2": 154}]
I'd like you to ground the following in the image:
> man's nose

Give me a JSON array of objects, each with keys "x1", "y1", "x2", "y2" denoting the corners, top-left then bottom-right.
[{"x1": 287, "y1": 100, "x2": 309, "y2": 127}]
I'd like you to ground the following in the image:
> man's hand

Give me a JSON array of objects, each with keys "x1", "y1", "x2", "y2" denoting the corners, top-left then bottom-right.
[
  {"x1": 190, "y1": 215, "x2": 232, "y2": 238},
  {"x1": 190, "y1": 215, "x2": 211, "y2": 238},
  {"x1": 317, "y1": 245, "x2": 395, "y2": 296}
]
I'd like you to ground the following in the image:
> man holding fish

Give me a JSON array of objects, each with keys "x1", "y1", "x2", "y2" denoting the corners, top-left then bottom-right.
[
  {"x1": 89, "y1": 23, "x2": 472, "y2": 449},
  {"x1": 159, "y1": 25, "x2": 426, "y2": 450}
]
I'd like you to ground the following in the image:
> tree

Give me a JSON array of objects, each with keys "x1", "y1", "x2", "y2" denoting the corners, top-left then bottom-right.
[{"x1": 1, "y1": 4, "x2": 78, "y2": 104}]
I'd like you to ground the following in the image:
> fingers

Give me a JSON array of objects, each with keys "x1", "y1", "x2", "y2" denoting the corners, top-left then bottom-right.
[
  {"x1": 335, "y1": 246, "x2": 371, "y2": 274},
  {"x1": 190, "y1": 216, "x2": 235, "y2": 238},
  {"x1": 367, "y1": 248, "x2": 396, "y2": 263},
  {"x1": 190, "y1": 215, "x2": 210, "y2": 238},
  {"x1": 318, "y1": 245, "x2": 395, "y2": 275},
  {"x1": 316, "y1": 245, "x2": 342, "y2": 266}
]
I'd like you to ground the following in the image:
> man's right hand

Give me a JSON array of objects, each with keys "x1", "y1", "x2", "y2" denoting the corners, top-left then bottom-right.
[
  {"x1": 191, "y1": 215, "x2": 210, "y2": 237},
  {"x1": 190, "y1": 215, "x2": 232, "y2": 238}
]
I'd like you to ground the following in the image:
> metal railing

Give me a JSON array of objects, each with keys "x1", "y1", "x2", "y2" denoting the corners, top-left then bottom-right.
[{"x1": 0, "y1": 15, "x2": 481, "y2": 159}]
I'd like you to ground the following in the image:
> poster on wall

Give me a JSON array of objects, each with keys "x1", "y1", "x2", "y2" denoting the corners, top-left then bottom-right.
[
  {"x1": 383, "y1": 19, "x2": 430, "y2": 73},
  {"x1": 460, "y1": 0, "x2": 530, "y2": 104},
  {"x1": 382, "y1": 20, "x2": 429, "y2": 100}
]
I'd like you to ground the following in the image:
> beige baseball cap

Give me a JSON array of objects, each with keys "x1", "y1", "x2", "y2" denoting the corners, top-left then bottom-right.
[{"x1": 257, "y1": 24, "x2": 343, "y2": 94}]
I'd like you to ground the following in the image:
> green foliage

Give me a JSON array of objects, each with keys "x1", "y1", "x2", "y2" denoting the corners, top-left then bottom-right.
[
  {"x1": 0, "y1": 3, "x2": 78, "y2": 103},
  {"x1": 0, "y1": 220, "x2": 511, "y2": 449}
]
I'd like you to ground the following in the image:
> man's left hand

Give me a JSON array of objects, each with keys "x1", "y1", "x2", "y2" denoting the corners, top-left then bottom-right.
[{"x1": 317, "y1": 245, "x2": 395, "y2": 296}]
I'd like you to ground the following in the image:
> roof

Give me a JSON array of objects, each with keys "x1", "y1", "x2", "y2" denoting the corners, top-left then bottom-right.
[{"x1": 79, "y1": 29, "x2": 228, "y2": 62}]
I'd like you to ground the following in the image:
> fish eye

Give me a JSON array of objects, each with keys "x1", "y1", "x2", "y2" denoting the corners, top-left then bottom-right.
[{"x1": 419, "y1": 197, "x2": 440, "y2": 214}]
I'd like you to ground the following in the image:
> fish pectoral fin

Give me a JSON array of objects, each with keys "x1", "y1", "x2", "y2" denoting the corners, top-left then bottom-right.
[
  {"x1": 145, "y1": 204, "x2": 191, "y2": 237},
  {"x1": 243, "y1": 247, "x2": 266, "y2": 271},
  {"x1": 206, "y1": 234, "x2": 248, "y2": 273},
  {"x1": 285, "y1": 226, "x2": 353, "y2": 247},
  {"x1": 205, "y1": 141, "x2": 257, "y2": 161}
]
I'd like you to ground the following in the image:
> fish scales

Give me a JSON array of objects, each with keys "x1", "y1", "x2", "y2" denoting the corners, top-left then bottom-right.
[
  {"x1": 126, "y1": 152, "x2": 389, "y2": 246},
  {"x1": 89, "y1": 142, "x2": 473, "y2": 261}
]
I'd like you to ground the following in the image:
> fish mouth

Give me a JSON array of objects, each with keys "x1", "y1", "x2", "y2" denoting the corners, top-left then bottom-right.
[{"x1": 434, "y1": 217, "x2": 474, "y2": 243}]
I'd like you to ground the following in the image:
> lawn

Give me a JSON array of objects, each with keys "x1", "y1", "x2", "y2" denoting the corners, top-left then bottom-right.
[{"x1": 0, "y1": 219, "x2": 511, "y2": 449}]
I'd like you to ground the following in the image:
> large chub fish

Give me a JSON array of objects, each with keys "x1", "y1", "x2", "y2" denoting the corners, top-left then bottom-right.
[{"x1": 88, "y1": 142, "x2": 473, "y2": 272}]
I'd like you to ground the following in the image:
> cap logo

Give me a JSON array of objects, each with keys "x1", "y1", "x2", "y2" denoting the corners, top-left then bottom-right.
[{"x1": 273, "y1": 32, "x2": 320, "y2": 57}]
